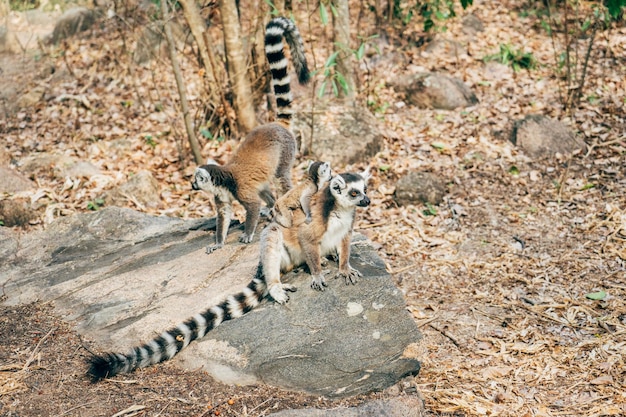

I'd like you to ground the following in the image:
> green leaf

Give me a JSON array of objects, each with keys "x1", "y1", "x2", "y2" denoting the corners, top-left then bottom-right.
[
  {"x1": 356, "y1": 42, "x2": 365, "y2": 61},
  {"x1": 325, "y1": 51, "x2": 340, "y2": 68},
  {"x1": 431, "y1": 141, "x2": 446, "y2": 150},
  {"x1": 335, "y1": 71, "x2": 350, "y2": 95},
  {"x1": 329, "y1": 2, "x2": 338, "y2": 17},
  {"x1": 331, "y1": 78, "x2": 339, "y2": 96},
  {"x1": 317, "y1": 80, "x2": 327, "y2": 98},
  {"x1": 509, "y1": 166, "x2": 520, "y2": 175},
  {"x1": 423, "y1": 202, "x2": 437, "y2": 216},
  {"x1": 378, "y1": 165, "x2": 391, "y2": 172},
  {"x1": 585, "y1": 291, "x2": 607, "y2": 301},
  {"x1": 200, "y1": 128, "x2": 213, "y2": 139},
  {"x1": 579, "y1": 183, "x2": 595, "y2": 191},
  {"x1": 320, "y1": 3, "x2": 328, "y2": 25}
]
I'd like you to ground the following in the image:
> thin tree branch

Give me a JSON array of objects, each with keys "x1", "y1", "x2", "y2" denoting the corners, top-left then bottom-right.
[{"x1": 161, "y1": 0, "x2": 203, "y2": 165}]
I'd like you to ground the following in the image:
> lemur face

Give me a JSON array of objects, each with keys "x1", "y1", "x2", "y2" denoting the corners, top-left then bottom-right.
[
  {"x1": 191, "y1": 166, "x2": 213, "y2": 191},
  {"x1": 330, "y1": 171, "x2": 370, "y2": 208},
  {"x1": 316, "y1": 162, "x2": 332, "y2": 188}
]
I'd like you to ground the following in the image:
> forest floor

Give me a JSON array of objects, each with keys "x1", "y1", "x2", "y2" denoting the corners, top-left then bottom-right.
[{"x1": 1, "y1": 0, "x2": 625, "y2": 416}]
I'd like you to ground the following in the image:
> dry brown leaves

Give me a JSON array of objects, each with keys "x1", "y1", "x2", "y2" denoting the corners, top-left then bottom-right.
[{"x1": 1, "y1": 1, "x2": 625, "y2": 416}]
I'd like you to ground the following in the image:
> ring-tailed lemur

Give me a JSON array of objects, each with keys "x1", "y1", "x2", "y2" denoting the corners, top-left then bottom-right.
[
  {"x1": 191, "y1": 17, "x2": 310, "y2": 253},
  {"x1": 262, "y1": 169, "x2": 371, "y2": 303},
  {"x1": 272, "y1": 161, "x2": 332, "y2": 228},
  {"x1": 86, "y1": 170, "x2": 370, "y2": 381}
]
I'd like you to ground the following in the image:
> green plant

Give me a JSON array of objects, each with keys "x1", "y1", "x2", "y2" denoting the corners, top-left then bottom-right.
[
  {"x1": 392, "y1": 0, "x2": 473, "y2": 32},
  {"x1": 484, "y1": 44, "x2": 537, "y2": 72},
  {"x1": 144, "y1": 135, "x2": 157, "y2": 148},
  {"x1": 541, "y1": 1, "x2": 617, "y2": 111},
  {"x1": 9, "y1": 0, "x2": 38, "y2": 11},
  {"x1": 87, "y1": 198, "x2": 105, "y2": 211},
  {"x1": 423, "y1": 202, "x2": 438, "y2": 216}
]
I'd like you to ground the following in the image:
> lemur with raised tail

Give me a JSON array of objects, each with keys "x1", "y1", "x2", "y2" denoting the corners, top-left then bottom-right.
[
  {"x1": 191, "y1": 17, "x2": 310, "y2": 253},
  {"x1": 272, "y1": 161, "x2": 332, "y2": 228},
  {"x1": 86, "y1": 170, "x2": 371, "y2": 381}
]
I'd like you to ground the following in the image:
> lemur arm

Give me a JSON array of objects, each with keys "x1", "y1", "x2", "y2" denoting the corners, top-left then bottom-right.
[
  {"x1": 336, "y1": 229, "x2": 362, "y2": 285},
  {"x1": 299, "y1": 185, "x2": 315, "y2": 224}
]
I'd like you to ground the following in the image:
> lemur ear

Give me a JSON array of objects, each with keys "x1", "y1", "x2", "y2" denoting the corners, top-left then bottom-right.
[
  {"x1": 206, "y1": 158, "x2": 218, "y2": 166},
  {"x1": 361, "y1": 166, "x2": 372, "y2": 183},
  {"x1": 331, "y1": 175, "x2": 346, "y2": 193}
]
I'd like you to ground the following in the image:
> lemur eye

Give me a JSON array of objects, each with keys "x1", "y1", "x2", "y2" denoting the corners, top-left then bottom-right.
[{"x1": 350, "y1": 190, "x2": 358, "y2": 197}]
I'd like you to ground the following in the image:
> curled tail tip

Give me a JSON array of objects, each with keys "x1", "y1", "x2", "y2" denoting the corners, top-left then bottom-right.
[
  {"x1": 86, "y1": 353, "x2": 118, "y2": 382},
  {"x1": 299, "y1": 67, "x2": 311, "y2": 85}
]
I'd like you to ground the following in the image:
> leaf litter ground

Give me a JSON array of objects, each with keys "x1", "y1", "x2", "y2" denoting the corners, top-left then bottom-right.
[{"x1": 1, "y1": 1, "x2": 625, "y2": 416}]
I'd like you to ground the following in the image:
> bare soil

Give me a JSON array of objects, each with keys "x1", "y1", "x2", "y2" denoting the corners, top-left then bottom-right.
[{"x1": 1, "y1": 1, "x2": 625, "y2": 416}]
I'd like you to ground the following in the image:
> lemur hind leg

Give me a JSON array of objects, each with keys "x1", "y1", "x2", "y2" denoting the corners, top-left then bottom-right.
[
  {"x1": 260, "y1": 223, "x2": 296, "y2": 304},
  {"x1": 299, "y1": 231, "x2": 326, "y2": 291},
  {"x1": 259, "y1": 186, "x2": 276, "y2": 218},
  {"x1": 240, "y1": 200, "x2": 262, "y2": 244}
]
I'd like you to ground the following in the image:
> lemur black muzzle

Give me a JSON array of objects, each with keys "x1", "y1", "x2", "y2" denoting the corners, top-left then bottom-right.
[{"x1": 358, "y1": 196, "x2": 371, "y2": 207}]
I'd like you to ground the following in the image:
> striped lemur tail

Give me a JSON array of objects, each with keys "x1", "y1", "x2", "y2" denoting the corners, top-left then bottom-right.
[
  {"x1": 265, "y1": 17, "x2": 310, "y2": 123},
  {"x1": 87, "y1": 266, "x2": 268, "y2": 382}
]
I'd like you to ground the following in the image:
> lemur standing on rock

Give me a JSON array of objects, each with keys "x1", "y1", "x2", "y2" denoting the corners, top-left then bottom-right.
[
  {"x1": 272, "y1": 161, "x2": 332, "y2": 228},
  {"x1": 191, "y1": 17, "x2": 310, "y2": 253},
  {"x1": 86, "y1": 169, "x2": 371, "y2": 381}
]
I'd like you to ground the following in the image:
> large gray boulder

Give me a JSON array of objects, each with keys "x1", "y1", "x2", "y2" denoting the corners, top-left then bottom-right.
[
  {"x1": 0, "y1": 207, "x2": 422, "y2": 399},
  {"x1": 292, "y1": 103, "x2": 384, "y2": 165},
  {"x1": 50, "y1": 7, "x2": 100, "y2": 44}
]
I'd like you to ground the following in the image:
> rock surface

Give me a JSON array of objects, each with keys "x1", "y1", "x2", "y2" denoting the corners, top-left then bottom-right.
[
  {"x1": 391, "y1": 73, "x2": 478, "y2": 110},
  {"x1": 267, "y1": 396, "x2": 425, "y2": 417},
  {"x1": 0, "y1": 207, "x2": 422, "y2": 398},
  {"x1": 0, "y1": 166, "x2": 34, "y2": 193},
  {"x1": 292, "y1": 103, "x2": 384, "y2": 165},
  {"x1": 102, "y1": 170, "x2": 161, "y2": 209},
  {"x1": 50, "y1": 7, "x2": 100, "y2": 44},
  {"x1": 510, "y1": 114, "x2": 586, "y2": 158},
  {"x1": 394, "y1": 172, "x2": 447, "y2": 206}
]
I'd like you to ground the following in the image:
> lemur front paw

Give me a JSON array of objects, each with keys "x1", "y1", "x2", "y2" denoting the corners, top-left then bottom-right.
[
  {"x1": 268, "y1": 283, "x2": 296, "y2": 304},
  {"x1": 239, "y1": 234, "x2": 254, "y2": 244},
  {"x1": 304, "y1": 216, "x2": 312, "y2": 224},
  {"x1": 336, "y1": 267, "x2": 362, "y2": 285},
  {"x1": 206, "y1": 244, "x2": 224, "y2": 254},
  {"x1": 310, "y1": 274, "x2": 327, "y2": 291}
]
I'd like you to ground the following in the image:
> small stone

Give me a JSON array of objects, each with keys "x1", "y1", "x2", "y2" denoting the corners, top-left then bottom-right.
[{"x1": 394, "y1": 171, "x2": 447, "y2": 206}]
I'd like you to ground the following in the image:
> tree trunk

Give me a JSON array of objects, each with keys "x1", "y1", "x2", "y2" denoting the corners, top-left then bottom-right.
[
  {"x1": 332, "y1": 0, "x2": 356, "y2": 100},
  {"x1": 219, "y1": 0, "x2": 257, "y2": 134},
  {"x1": 177, "y1": 0, "x2": 221, "y2": 100},
  {"x1": 161, "y1": 0, "x2": 203, "y2": 165}
]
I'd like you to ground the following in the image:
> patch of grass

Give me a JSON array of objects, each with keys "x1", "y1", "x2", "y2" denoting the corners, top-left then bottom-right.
[
  {"x1": 484, "y1": 44, "x2": 537, "y2": 72},
  {"x1": 87, "y1": 198, "x2": 105, "y2": 211}
]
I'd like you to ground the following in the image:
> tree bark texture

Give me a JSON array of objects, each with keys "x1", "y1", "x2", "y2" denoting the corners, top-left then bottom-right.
[
  {"x1": 161, "y1": 0, "x2": 203, "y2": 165},
  {"x1": 219, "y1": 0, "x2": 257, "y2": 134},
  {"x1": 332, "y1": 0, "x2": 357, "y2": 99},
  {"x1": 177, "y1": 0, "x2": 221, "y2": 100}
]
